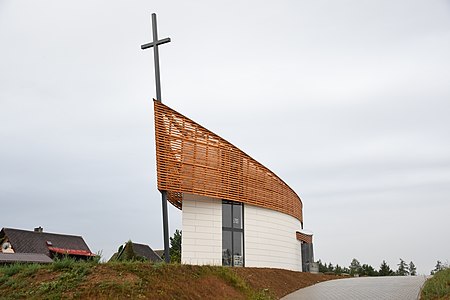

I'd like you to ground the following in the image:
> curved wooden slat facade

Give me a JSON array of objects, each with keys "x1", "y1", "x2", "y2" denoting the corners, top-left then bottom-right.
[{"x1": 154, "y1": 100, "x2": 303, "y2": 222}]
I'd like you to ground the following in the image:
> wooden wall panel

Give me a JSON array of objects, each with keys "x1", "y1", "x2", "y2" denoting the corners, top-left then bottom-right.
[
  {"x1": 296, "y1": 231, "x2": 313, "y2": 244},
  {"x1": 154, "y1": 100, "x2": 303, "y2": 222}
]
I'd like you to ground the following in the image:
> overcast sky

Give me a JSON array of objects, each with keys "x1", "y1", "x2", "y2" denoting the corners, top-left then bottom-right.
[{"x1": 1, "y1": 0, "x2": 449, "y2": 274}]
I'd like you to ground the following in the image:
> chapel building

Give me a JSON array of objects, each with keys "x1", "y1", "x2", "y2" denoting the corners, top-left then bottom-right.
[{"x1": 154, "y1": 100, "x2": 313, "y2": 271}]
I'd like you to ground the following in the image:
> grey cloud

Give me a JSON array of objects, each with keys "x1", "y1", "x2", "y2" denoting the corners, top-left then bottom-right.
[{"x1": 1, "y1": 0, "x2": 449, "y2": 273}]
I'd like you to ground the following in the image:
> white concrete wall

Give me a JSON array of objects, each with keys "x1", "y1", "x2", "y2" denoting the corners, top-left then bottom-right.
[
  {"x1": 181, "y1": 193, "x2": 222, "y2": 265},
  {"x1": 181, "y1": 194, "x2": 302, "y2": 271},
  {"x1": 244, "y1": 204, "x2": 302, "y2": 271}
]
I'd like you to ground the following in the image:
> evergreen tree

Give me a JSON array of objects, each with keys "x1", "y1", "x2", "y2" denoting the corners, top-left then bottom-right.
[
  {"x1": 435, "y1": 260, "x2": 443, "y2": 272},
  {"x1": 334, "y1": 264, "x2": 343, "y2": 275},
  {"x1": 431, "y1": 260, "x2": 443, "y2": 275},
  {"x1": 361, "y1": 264, "x2": 378, "y2": 276},
  {"x1": 121, "y1": 240, "x2": 137, "y2": 261},
  {"x1": 379, "y1": 260, "x2": 394, "y2": 276},
  {"x1": 327, "y1": 263, "x2": 334, "y2": 273},
  {"x1": 169, "y1": 229, "x2": 182, "y2": 263},
  {"x1": 317, "y1": 260, "x2": 328, "y2": 273},
  {"x1": 408, "y1": 261, "x2": 417, "y2": 276},
  {"x1": 349, "y1": 258, "x2": 361, "y2": 276},
  {"x1": 396, "y1": 258, "x2": 409, "y2": 276}
]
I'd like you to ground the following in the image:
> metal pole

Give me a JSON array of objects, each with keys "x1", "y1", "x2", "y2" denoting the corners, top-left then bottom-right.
[
  {"x1": 161, "y1": 190, "x2": 170, "y2": 263},
  {"x1": 151, "y1": 13, "x2": 162, "y2": 102},
  {"x1": 147, "y1": 13, "x2": 170, "y2": 263}
]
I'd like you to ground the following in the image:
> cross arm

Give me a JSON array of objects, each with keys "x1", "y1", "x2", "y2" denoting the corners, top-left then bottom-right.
[{"x1": 141, "y1": 37, "x2": 171, "y2": 50}]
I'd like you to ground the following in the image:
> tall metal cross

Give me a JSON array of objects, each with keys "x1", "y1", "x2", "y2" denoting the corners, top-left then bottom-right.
[
  {"x1": 141, "y1": 13, "x2": 171, "y2": 263},
  {"x1": 141, "y1": 13, "x2": 171, "y2": 102}
]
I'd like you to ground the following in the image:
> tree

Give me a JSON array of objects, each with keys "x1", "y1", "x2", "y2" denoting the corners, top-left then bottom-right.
[
  {"x1": 431, "y1": 260, "x2": 443, "y2": 275},
  {"x1": 111, "y1": 241, "x2": 147, "y2": 261},
  {"x1": 361, "y1": 264, "x2": 378, "y2": 276},
  {"x1": 396, "y1": 258, "x2": 409, "y2": 276},
  {"x1": 349, "y1": 258, "x2": 361, "y2": 276},
  {"x1": 334, "y1": 264, "x2": 343, "y2": 275},
  {"x1": 342, "y1": 266, "x2": 351, "y2": 274},
  {"x1": 169, "y1": 229, "x2": 182, "y2": 263},
  {"x1": 379, "y1": 260, "x2": 394, "y2": 276},
  {"x1": 317, "y1": 260, "x2": 328, "y2": 273},
  {"x1": 327, "y1": 263, "x2": 334, "y2": 273},
  {"x1": 409, "y1": 261, "x2": 417, "y2": 276},
  {"x1": 120, "y1": 241, "x2": 136, "y2": 260}
]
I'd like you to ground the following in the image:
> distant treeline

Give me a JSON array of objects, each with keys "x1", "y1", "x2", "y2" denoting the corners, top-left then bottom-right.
[{"x1": 317, "y1": 258, "x2": 447, "y2": 276}]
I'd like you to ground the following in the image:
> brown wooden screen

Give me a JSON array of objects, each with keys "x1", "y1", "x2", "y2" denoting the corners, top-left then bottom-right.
[
  {"x1": 154, "y1": 100, "x2": 303, "y2": 222},
  {"x1": 296, "y1": 231, "x2": 313, "y2": 244}
]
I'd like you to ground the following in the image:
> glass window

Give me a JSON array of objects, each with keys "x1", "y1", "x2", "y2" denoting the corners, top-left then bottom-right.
[
  {"x1": 222, "y1": 200, "x2": 244, "y2": 267},
  {"x1": 233, "y1": 231, "x2": 243, "y2": 267},
  {"x1": 222, "y1": 231, "x2": 232, "y2": 266},
  {"x1": 222, "y1": 203, "x2": 232, "y2": 228},
  {"x1": 232, "y1": 204, "x2": 242, "y2": 229}
]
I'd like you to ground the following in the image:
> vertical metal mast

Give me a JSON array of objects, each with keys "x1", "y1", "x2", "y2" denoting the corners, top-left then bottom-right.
[{"x1": 141, "y1": 13, "x2": 171, "y2": 263}]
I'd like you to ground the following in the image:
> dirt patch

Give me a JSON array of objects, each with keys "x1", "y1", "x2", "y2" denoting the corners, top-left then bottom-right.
[
  {"x1": 30, "y1": 269, "x2": 58, "y2": 284},
  {"x1": 234, "y1": 267, "x2": 342, "y2": 298},
  {"x1": 156, "y1": 274, "x2": 245, "y2": 300},
  {"x1": 0, "y1": 262, "x2": 342, "y2": 299},
  {"x1": 72, "y1": 264, "x2": 246, "y2": 300},
  {"x1": 84, "y1": 265, "x2": 140, "y2": 286}
]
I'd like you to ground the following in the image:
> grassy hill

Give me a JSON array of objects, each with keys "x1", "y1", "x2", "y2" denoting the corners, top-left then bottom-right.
[
  {"x1": 421, "y1": 268, "x2": 450, "y2": 300},
  {"x1": 0, "y1": 259, "x2": 340, "y2": 299}
]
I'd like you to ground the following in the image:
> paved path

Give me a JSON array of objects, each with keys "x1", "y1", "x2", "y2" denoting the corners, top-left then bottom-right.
[{"x1": 282, "y1": 276, "x2": 428, "y2": 300}]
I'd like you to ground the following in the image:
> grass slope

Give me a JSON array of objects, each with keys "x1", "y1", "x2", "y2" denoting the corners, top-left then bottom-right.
[
  {"x1": 421, "y1": 268, "x2": 450, "y2": 300},
  {"x1": 0, "y1": 259, "x2": 340, "y2": 300}
]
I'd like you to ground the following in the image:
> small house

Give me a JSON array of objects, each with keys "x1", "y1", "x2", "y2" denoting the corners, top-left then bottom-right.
[{"x1": 0, "y1": 227, "x2": 95, "y2": 262}]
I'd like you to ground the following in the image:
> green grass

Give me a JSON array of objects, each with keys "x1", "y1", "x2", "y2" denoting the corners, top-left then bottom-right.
[
  {"x1": 421, "y1": 268, "x2": 450, "y2": 300},
  {"x1": 0, "y1": 263, "x2": 45, "y2": 299},
  {"x1": 0, "y1": 257, "x2": 97, "y2": 300},
  {"x1": 206, "y1": 266, "x2": 273, "y2": 300},
  {"x1": 39, "y1": 258, "x2": 95, "y2": 298},
  {"x1": 0, "y1": 262, "x2": 44, "y2": 286},
  {"x1": 105, "y1": 261, "x2": 272, "y2": 299},
  {"x1": 105, "y1": 261, "x2": 273, "y2": 299},
  {"x1": 0, "y1": 259, "x2": 275, "y2": 300}
]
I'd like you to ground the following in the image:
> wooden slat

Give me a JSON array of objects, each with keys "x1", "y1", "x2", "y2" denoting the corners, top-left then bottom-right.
[
  {"x1": 154, "y1": 100, "x2": 303, "y2": 222},
  {"x1": 296, "y1": 231, "x2": 313, "y2": 244}
]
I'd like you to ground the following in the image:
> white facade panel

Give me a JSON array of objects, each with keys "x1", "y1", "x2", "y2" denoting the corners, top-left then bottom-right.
[
  {"x1": 244, "y1": 204, "x2": 302, "y2": 271},
  {"x1": 181, "y1": 193, "x2": 222, "y2": 266},
  {"x1": 181, "y1": 194, "x2": 302, "y2": 271}
]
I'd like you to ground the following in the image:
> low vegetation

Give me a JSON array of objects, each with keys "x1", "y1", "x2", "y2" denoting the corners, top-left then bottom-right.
[
  {"x1": 0, "y1": 258, "x2": 340, "y2": 299},
  {"x1": 421, "y1": 268, "x2": 450, "y2": 300}
]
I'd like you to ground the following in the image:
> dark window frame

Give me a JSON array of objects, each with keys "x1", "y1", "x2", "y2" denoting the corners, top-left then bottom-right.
[{"x1": 222, "y1": 200, "x2": 245, "y2": 267}]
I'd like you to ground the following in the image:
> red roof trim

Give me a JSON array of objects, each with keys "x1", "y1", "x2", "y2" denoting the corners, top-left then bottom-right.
[{"x1": 48, "y1": 246, "x2": 95, "y2": 257}]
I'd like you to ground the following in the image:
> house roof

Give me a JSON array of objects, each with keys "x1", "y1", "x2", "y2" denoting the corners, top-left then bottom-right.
[
  {"x1": 0, "y1": 227, "x2": 93, "y2": 257},
  {"x1": 153, "y1": 249, "x2": 164, "y2": 258},
  {"x1": 130, "y1": 243, "x2": 162, "y2": 262},
  {"x1": 111, "y1": 242, "x2": 162, "y2": 262},
  {"x1": 0, "y1": 253, "x2": 53, "y2": 264}
]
